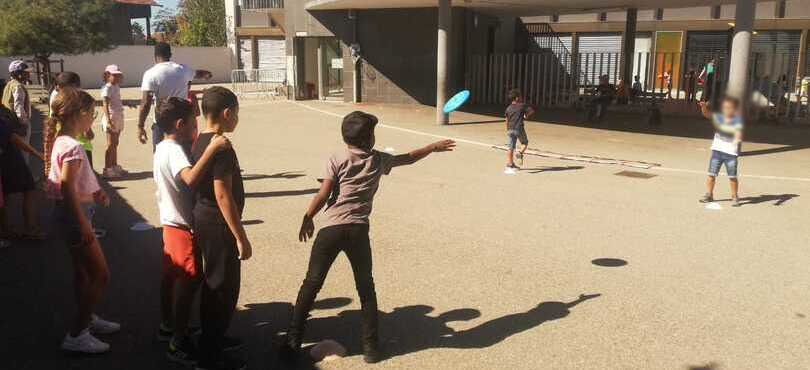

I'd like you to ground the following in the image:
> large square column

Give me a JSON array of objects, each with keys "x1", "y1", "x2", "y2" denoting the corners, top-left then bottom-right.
[
  {"x1": 436, "y1": 0, "x2": 451, "y2": 125},
  {"x1": 621, "y1": 8, "x2": 638, "y2": 83}
]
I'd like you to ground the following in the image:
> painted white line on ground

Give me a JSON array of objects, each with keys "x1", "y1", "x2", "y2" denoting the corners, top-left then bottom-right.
[{"x1": 291, "y1": 101, "x2": 810, "y2": 183}]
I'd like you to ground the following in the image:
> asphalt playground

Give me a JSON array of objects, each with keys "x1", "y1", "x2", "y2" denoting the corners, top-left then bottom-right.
[{"x1": 2, "y1": 89, "x2": 810, "y2": 370}]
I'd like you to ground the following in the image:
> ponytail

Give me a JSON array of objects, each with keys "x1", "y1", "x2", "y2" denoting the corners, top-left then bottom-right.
[
  {"x1": 45, "y1": 88, "x2": 96, "y2": 177},
  {"x1": 42, "y1": 115, "x2": 60, "y2": 177}
]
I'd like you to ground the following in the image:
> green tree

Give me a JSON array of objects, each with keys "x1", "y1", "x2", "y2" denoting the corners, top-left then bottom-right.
[
  {"x1": 131, "y1": 21, "x2": 146, "y2": 44},
  {"x1": 0, "y1": 0, "x2": 114, "y2": 59},
  {"x1": 153, "y1": 7, "x2": 179, "y2": 43},
  {"x1": 176, "y1": 0, "x2": 227, "y2": 47}
]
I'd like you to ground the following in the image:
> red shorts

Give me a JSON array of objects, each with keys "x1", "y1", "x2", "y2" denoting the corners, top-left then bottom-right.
[{"x1": 162, "y1": 225, "x2": 199, "y2": 280}]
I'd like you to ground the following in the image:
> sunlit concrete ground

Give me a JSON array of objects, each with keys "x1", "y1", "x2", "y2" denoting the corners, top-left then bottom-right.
[{"x1": 2, "y1": 90, "x2": 810, "y2": 370}]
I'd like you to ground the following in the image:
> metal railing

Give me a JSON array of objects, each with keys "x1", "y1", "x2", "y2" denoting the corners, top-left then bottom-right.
[
  {"x1": 240, "y1": 0, "x2": 283, "y2": 10},
  {"x1": 231, "y1": 69, "x2": 288, "y2": 98},
  {"x1": 465, "y1": 50, "x2": 810, "y2": 123}
]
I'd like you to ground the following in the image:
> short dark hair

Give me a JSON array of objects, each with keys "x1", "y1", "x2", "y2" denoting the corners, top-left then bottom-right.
[
  {"x1": 508, "y1": 89, "x2": 522, "y2": 101},
  {"x1": 202, "y1": 86, "x2": 239, "y2": 119},
  {"x1": 55, "y1": 72, "x2": 81, "y2": 89},
  {"x1": 722, "y1": 96, "x2": 740, "y2": 109},
  {"x1": 156, "y1": 97, "x2": 193, "y2": 134},
  {"x1": 155, "y1": 42, "x2": 172, "y2": 60},
  {"x1": 341, "y1": 111, "x2": 377, "y2": 150}
]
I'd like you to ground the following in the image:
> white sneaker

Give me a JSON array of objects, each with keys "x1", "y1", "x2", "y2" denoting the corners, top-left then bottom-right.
[
  {"x1": 504, "y1": 167, "x2": 518, "y2": 175},
  {"x1": 61, "y1": 328, "x2": 110, "y2": 354},
  {"x1": 102, "y1": 168, "x2": 120, "y2": 179},
  {"x1": 90, "y1": 314, "x2": 121, "y2": 335}
]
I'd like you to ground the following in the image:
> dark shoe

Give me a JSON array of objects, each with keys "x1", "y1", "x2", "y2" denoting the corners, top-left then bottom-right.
[
  {"x1": 279, "y1": 333, "x2": 302, "y2": 362},
  {"x1": 167, "y1": 337, "x2": 198, "y2": 366},
  {"x1": 222, "y1": 336, "x2": 245, "y2": 352},
  {"x1": 699, "y1": 194, "x2": 714, "y2": 203},
  {"x1": 157, "y1": 322, "x2": 173, "y2": 342},
  {"x1": 363, "y1": 343, "x2": 383, "y2": 364}
]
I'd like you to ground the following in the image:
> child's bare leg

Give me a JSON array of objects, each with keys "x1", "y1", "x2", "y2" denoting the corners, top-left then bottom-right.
[
  {"x1": 706, "y1": 176, "x2": 716, "y2": 197},
  {"x1": 105, "y1": 132, "x2": 118, "y2": 169},
  {"x1": 506, "y1": 149, "x2": 514, "y2": 166},
  {"x1": 730, "y1": 178, "x2": 739, "y2": 200},
  {"x1": 23, "y1": 191, "x2": 38, "y2": 233},
  {"x1": 111, "y1": 132, "x2": 119, "y2": 168},
  {"x1": 160, "y1": 273, "x2": 175, "y2": 329},
  {"x1": 70, "y1": 239, "x2": 109, "y2": 336},
  {"x1": 519, "y1": 144, "x2": 528, "y2": 155}
]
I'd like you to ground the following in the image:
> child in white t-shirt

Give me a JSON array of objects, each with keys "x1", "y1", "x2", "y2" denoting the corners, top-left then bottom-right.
[
  {"x1": 152, "y1": 97, "x2": 230, "y2": 364},
  {"x1": 101, "y1": 65, "x2": 127, "y2": 179}
]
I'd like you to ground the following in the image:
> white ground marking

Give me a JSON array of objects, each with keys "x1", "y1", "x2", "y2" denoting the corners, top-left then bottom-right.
[
  {"x1": 129, "y1": 222, "x2": 155, "y2": 231},
  {"x1": 291, "y1": 101, "x2": 810, "y2": 183},
  {"x1": 704, "y1": 202, "x2": 723, "y2": 210},
  {"x1": 383, "y1": 147, "x2": 396, "y2": 153}
]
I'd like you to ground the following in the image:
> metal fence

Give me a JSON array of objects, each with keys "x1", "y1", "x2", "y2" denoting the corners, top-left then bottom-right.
[
  {"x1": 231, "y1": 69, "x2": 288, "y2": 98},
  {"x1": 240, "y1": 0, "x2": 284, "y2": 10},
  {"x1": 466, "y1": 50, "x2": 810, "y2": 123}
]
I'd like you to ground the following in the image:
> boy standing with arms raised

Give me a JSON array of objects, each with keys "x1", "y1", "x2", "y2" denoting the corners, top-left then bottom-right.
[
  {"x1": 280, "y1": 111, "x2": 455, "y2": 363},
  {"x1": 699, "y1": 97, "x2": 744, "y2": 207},
  {"x1": 192, "y1": 87, "x2": 251, "y2": 370},
  {"x1": 152, "y1": 97, "x2": 230, "y2": 365},
  {"x1": 505, "y1": 89, "x2": 534, "y2": 174}
]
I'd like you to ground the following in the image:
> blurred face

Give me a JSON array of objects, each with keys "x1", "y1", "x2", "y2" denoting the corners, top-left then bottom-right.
[
  {"x1": 177, "y1": 113, "x2": 198, "y2": 142},
  {"x1": 222, "y1": 105, "x2": 240, "y2": 133},
  {"x1": 721, "y1": 100, "x2": 737, "y2": 117},
  {"x1": 112, "y1": 74, "x2": 123, "y2": 84},
  {"x1": 78, "y1": 107, "x2": 96, "y2": 132}
]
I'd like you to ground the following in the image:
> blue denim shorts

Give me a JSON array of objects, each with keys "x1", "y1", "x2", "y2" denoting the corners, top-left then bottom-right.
[
  {"x1": 54, "y1": 201, "x2": 96, "y2": 248},
  {"x1": 506, "y1": 129, "x2": 529, "y2": 150},
  {"x1": 708, "y1": 150, "x2": 739, "y2": 178}
]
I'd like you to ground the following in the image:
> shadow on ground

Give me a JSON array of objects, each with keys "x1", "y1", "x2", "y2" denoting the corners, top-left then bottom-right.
[{"x1": 230, "y1": 294, "x2": 600, "y2": 366}]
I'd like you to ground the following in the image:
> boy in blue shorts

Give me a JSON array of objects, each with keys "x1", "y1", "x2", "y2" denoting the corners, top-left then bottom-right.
[
  {"x1": 504, "y1": 89, "x2": 534, "y2": 174},
  {"x1": 699, "y1": 97, "x2": 744, "y2": 207}
]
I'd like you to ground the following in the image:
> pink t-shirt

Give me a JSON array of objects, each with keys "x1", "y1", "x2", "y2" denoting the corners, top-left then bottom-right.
[{"x1": 47, "y1": 136, "x2": 100, "y2": 201}]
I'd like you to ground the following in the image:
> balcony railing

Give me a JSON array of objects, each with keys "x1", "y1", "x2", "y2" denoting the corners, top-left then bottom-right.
[{"x1": 240, "y1": 0, "x2": 283, "y2": 10}]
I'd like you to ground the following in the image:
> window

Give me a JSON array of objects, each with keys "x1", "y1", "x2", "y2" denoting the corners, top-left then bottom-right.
[
  {"x1": 552, "y1": 13, "x2": 559, "y2": 23},
  {"x1": 598, "y1": 12, "x2": 607, "y2": 22},
  {"x1": 777, "y1": 0, "x2": 786, "y2": 18},
  {"x1": 711, "y1": 5, "x2": 721, "y2": 19},
  {"x1": 655, "y1": 8, "x2": 664, "y2": 20}
]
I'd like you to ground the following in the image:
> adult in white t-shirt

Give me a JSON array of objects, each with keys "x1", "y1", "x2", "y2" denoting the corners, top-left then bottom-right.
[{"x1": 137, "y1": 42, "x2": 212, "y2": 149}]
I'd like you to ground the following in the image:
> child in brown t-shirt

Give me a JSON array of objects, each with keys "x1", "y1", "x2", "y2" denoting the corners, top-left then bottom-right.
[{"x1": 280, "y1": 111, "x2": 455, "y2": 363}]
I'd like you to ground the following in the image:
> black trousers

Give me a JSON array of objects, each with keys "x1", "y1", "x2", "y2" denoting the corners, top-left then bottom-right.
[
  {"x1": 194, "y1": 221, "x2": 241, "y2": 364},
  {"x1": 289, "y1": 223, "x2": 378, "y2": 345}
]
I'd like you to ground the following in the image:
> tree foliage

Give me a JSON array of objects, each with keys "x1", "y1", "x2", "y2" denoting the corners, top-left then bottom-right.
[
  {"x1": 0, "y1": 0, "x2": 114, "y2": 58},
  {"x1": 152, "y1": 7, "x2": 179, "y2": 43},
  {"x1": 131, "y1": 21, "x2": 146, "y2": 43},
  {"x1": 176, "y1": 0, "x2": 227, "y2": 47}
]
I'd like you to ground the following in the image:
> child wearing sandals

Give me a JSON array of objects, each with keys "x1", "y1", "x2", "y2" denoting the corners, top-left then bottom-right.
[{"x1": 45, "y1": 88, "x2": 120, "y2": 354}]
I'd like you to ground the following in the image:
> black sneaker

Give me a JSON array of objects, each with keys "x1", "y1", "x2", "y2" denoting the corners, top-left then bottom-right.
[
  {"x1": 195, "y1": 357, "x2": 247, "y2": 370},
  {"x1": 699, "y1": 194, "x2": 714, "y2": 203},
  {"x1": 167, "y1": 337, "x2": 198, "y2": 366},
  {"x1": 222, "y1": 336, "x2": 245, "y2": 352},
  {"x1": 363, "y1": 343, "x2": 384, "y2": 364},
  {"x1": 157, "y1": 323, "x2": 173, "y2": 342}
]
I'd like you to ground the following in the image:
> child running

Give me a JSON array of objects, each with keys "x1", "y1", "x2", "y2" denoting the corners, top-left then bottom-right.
[
  {"x1": 504, "y1": 89, "x2": 534, "y2": 174},
  {"x1": 101, "y1": 65, "x2": 128, "y2": 179},
  {"x1": 699, "y1": 97, "x2": 744, "y2": 207},
  {"x1": 191, "y1": 87, "x2": 251, "y2": 370},
  {"x1": 153, "y1": 97, "x2": 231, "y2": 365},
  {"x1": 45, "y1": 87, "x2": 120, "y2": 354},
  {"x1": 280, "y1": 111, "x2": 455, "y2": 363}
]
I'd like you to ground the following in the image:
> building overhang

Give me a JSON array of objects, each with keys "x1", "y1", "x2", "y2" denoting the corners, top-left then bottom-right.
[{"x1": 306, "y1": 0, "x2": 743, "y2": 16}]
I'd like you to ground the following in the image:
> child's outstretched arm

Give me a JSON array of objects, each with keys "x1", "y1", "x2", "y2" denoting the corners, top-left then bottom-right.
[
  {"x1": 214, "y1": 175, "x2": 251, "y2": 260},
  {"x1": 10, "y1": 133, "x2": 44, "y2": 162},
  {"x1": 299, "y1": 179, "x2": 334, "y2": 242},
  {"x1": 699, "y1": 101, "x2": 712, "y2": 119},
  {"x1": 178, "y1": 135, "x2": 230, "y2": 188},
  {"x1": 390, "y1": 139, "x2": 456, "y2": 168}
]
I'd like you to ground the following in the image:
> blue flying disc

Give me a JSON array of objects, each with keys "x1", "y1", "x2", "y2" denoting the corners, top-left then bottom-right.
[{"x1": 443, "y1": 90, "x2": 471, "y2": 114}]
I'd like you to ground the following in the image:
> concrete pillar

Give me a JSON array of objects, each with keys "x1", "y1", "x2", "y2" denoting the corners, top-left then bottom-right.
[
  {"x1": 726, "y1": 0, "x2": 756, "y2": 103},
  {"x1": 317, "y1": 40, "x2": 325, "y2": 100},
  {"x1": 436, "y1": 0, "x2": 451, "y2": 125},
  {"x1": 224, "y1": 0, "x2": 239, "y2": 70},
  {"x1": 797, "y1": 29, "x2": 808, "y2": 79},
  {"x1": 621, "y1": 8, "x2": 637, "y2": 82}
]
